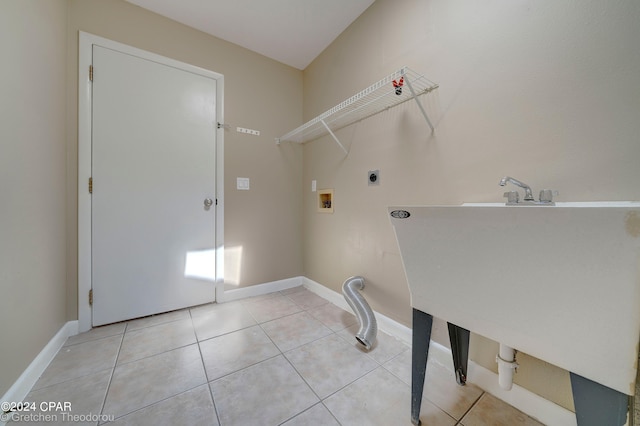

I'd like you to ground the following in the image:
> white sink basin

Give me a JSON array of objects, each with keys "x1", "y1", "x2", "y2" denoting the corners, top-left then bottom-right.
[{"x1": 389, "y1": 202, "x2": 640, "y2": 395}]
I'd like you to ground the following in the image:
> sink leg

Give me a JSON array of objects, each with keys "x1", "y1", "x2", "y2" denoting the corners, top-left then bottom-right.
[
  {"x1": 447, "y1": 322, "x2": 470, "y2": 385},
  {"x1": 570, "y1": 372, "x2": 629, "y2": 426},
  {"x1": 411, "y1": 308, "x2": 433, "y2": 426}
]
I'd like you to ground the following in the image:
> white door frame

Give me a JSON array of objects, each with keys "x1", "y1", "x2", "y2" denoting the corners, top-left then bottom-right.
[{"x1": 78, "y1": 32, "x2": 225, "y2": 332}]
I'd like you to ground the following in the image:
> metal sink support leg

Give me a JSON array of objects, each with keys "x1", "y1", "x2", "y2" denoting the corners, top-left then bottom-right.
[
  {"x1": 411, "y1": 308, "x2": 433, "y2": 425},
  {"x1": 447, "y1": 323, "x2": 470, "y2": 385},
  {"x1": 570, "y1": 372, "x2": 629, "y2": 426}
]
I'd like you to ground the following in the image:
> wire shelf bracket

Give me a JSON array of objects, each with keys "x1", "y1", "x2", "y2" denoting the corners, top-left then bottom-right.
[{"x1": 276, "y1": 67, "x2": 438, "y2": 154}]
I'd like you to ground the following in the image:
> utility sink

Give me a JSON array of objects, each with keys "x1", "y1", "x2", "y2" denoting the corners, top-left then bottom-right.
[{"x1": 389, "y1": 202, "x2": 640, "y2": 397}]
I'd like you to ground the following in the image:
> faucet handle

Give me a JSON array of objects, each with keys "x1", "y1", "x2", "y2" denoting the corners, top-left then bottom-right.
[
  {"x1": 503, "y1": 191, "x2": 519, "y2": 204},
  {"x1": 539, "y1": 189, "x2": 554, "y2": 203}
]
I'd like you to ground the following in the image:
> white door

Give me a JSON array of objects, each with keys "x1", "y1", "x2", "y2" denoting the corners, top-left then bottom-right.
[{"x1": 91, "y1": 45, "x2": 217, "y2": 326}]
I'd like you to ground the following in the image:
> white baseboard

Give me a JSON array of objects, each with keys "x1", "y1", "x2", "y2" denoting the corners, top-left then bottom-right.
[
  {"x1": 1, "y1": 321, "x2": 78, "y2": 425},
  {"x1": 302, "y1": 276, "x2": 575, "y2": 426},
  {"x1": 220, "y1": 276, "x2": 304, "y2": 303}
]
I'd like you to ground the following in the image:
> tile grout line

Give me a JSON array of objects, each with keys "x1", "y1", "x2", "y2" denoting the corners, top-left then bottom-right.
[
  {"x1": 197, "y1": 293, "x2": 345, "y2": 390},
  {"x1": 99, "y1": 316, "x2": 211, "y2": 424},
  {"x1": 113, "y1": 313, "x2": 199, "y2": 366},
  {"x1": 454, "y1": 391, "x2": 485, "y2": 425},
  {"x1": 286, "y1": 296, "x2": 388, "y2": 424},
  {"x1": 194, "y1": 299, "x2": 287, "y2": 385},
  {"x1": 103, "y1": 385, "x2": 210, "y2": 424},
  {"x1": 318, "y1": 363, "x2": 385, "y2": 402},
  {"x1": 259, "y1": 293, "x2": 350, "y2": 424},
  {"x1": 98, "y1": 322, "x2": 127, "y2": 423},
  {"x1": 113, "y1": 342, "x2": 198, "y2": 366},
  {"x1": 276, "y1": 402, "x2": 343, "y2": 426},
  {"x1": 291, "y1": 298, "x2": 460, "y2": 425},
  {"x1": 124, "y1": 310, "x2": 190, "y2": 333},
  {"x1": 206, "y1": 353, "x2": 283, "y2": 386},
  {"x1": 214, "y1": 319, "x2": 340, "y2": 421},
  {"x1": 255, "y1": 301, "x2": 326, "y2": 424},
  {"x1": 357, "y1": 349, "x2": 470, "y2": 424},
  {"x1": 273, "y1": 301, "x2": 345, "y2": 426},
  {"x1": 190, "y1": 307, "x2": 222, "y2": 426},
  {"x1": 243, "y1": 293, "x2": 304, "y2": 325}
]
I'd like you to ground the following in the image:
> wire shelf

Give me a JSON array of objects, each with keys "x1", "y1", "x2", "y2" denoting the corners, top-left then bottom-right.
[{"x1": 277, "y1": 67, "x2": 438, "y2": 146}]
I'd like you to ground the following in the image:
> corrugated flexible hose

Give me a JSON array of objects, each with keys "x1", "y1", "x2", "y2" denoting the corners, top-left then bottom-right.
[{"x1": 342, "y1": 276, "x2": 377, "y2": 350}]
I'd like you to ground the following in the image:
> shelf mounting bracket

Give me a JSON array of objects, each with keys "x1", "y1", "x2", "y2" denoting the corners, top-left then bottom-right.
[
  {"x1": 320, "y1": 119, "x2": 348, "y2": 155},
  {"x1": 405, "y1": 75, "x2": 435, "y2": 131}
]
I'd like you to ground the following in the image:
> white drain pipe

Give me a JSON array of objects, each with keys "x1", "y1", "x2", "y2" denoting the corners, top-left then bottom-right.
[
  {"x1": 342, "y1": 276, "x2": 377, "y2": 350},
  {"x1": 496, "y1": 344, "x2": 519, "y2": 390}
]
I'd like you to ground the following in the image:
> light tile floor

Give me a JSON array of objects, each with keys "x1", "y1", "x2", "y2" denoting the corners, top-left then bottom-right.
[{"x1": 10, "y1": 286, "x2": 544, "y2": 425}]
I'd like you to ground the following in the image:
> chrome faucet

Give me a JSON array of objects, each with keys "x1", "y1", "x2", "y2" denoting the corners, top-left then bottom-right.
[
  {"x1": 499, "y1": 176, "x2": 555, "y2": 206},
  {"x1": 499, "y1": 176, "x2": 534, "y2": 201}
]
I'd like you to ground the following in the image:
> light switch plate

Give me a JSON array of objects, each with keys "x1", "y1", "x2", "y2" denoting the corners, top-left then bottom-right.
[{"x1": 237, "y1": 177, "x2": 250, "y2": 190}]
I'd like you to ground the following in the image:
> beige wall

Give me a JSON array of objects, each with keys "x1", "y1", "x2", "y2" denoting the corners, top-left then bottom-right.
[
  {"x1": 0, "y1": 0, "x2": 69, "y2": 396},
  {"x1": 303, "y1": 0, "x2": 640, "y2": 410},
  {"x1": 65, "y1": 0, "x2": 304, "y2": 312}
]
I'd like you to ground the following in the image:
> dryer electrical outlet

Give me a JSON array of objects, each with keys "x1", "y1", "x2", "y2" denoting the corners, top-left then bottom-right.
[{"x1": 368, "y1": 170, "x2": 380, "y2": 186}]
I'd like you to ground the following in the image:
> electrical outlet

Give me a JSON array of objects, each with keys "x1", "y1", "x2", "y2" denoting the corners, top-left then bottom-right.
[
  {"x1": 368, "y1": 170, "x2": 380, "y2": 186},
  {"x1": 236, "y1": 127, "x2": 260, "y2": 136}
]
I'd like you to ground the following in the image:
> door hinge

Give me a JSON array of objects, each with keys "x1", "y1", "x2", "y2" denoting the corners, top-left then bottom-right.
[
  {"x1": 88, "y1": 289, "x2": 93, "y2": 306},
  {"x1": 88, "y1": 177, "x2": 93, "y2": 194},
  {"x1": 89, "y1": 65, "x2": 93, "y2": 82}
]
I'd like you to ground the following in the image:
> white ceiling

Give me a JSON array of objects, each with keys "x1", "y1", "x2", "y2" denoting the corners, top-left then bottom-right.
[{"x1": 125, "y1": 0, "x2": 375, "y2": 70}]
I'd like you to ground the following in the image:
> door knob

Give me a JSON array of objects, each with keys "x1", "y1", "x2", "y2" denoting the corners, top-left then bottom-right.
[{"x1": 204, "y1": 198, "x2": 214, "y2": 210}]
